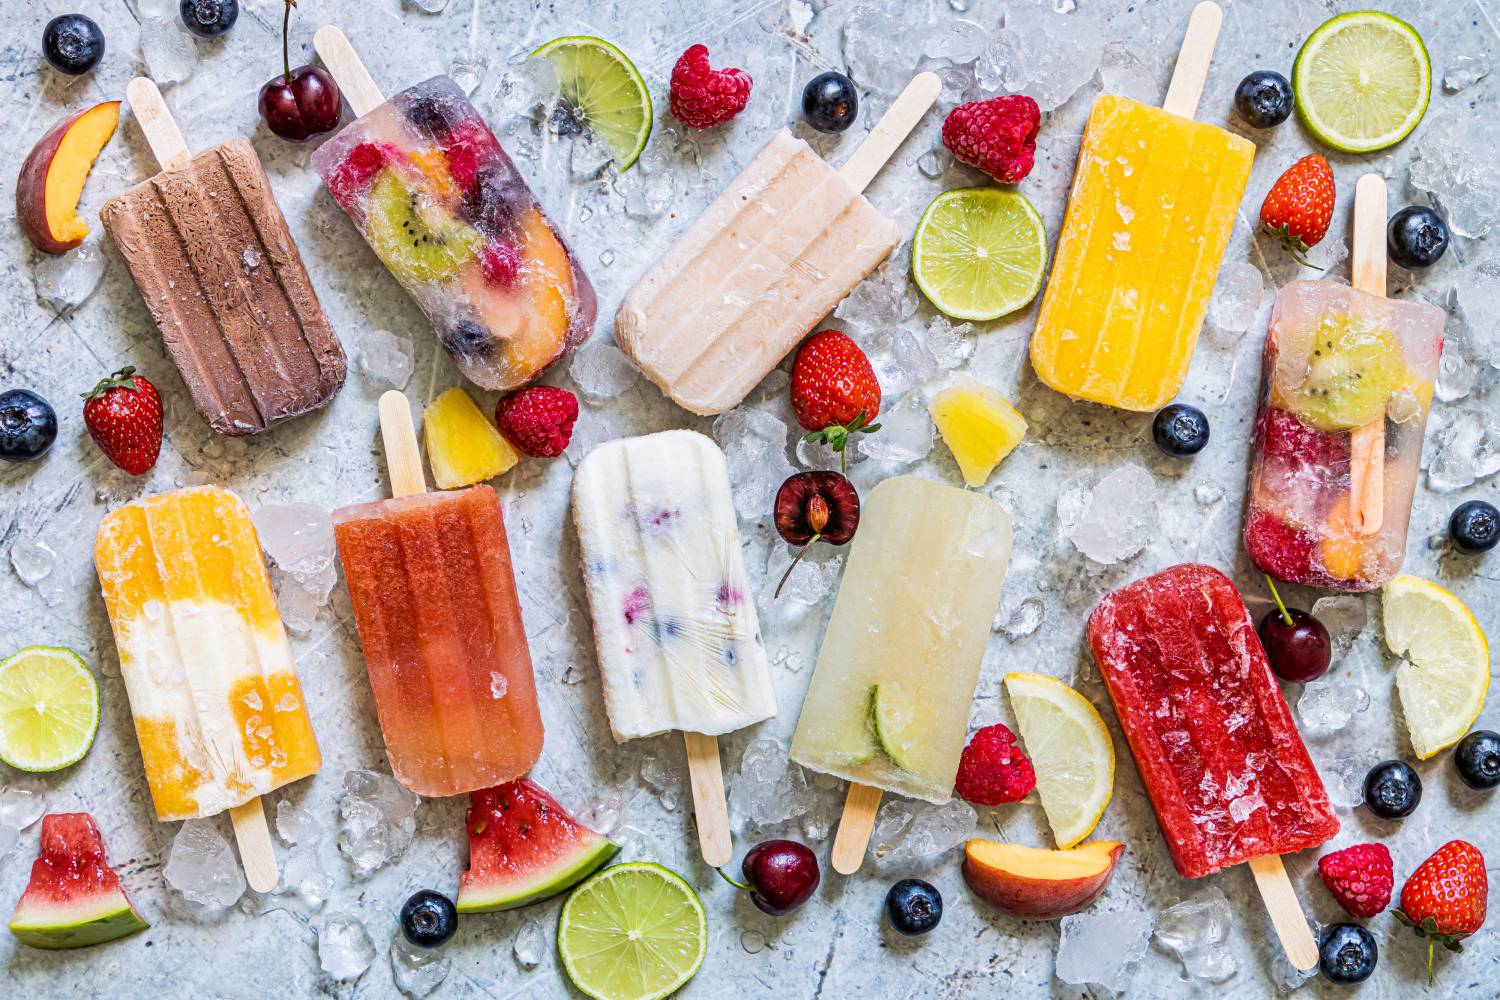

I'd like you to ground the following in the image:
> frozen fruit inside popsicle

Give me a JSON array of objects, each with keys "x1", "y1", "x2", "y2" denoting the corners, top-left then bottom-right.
[
  {"x1": 366, "y1": 171, "x2": 483, "y2": 284},
  {"x1": 423, "y1": 387, "x2": 519, "y2": 489},
  {"x1": 1318, "y1": 495, "x2": 1367, "y2": 582},
  {"x1": 1245, "y1": 507, "x2": 1319, "y2": 581},
  {"x1": 406, "y1": 149, "x2": 463, "y2": 207},
  {"x1": 1278, "y1": 314, "x2": 1403, "y2": 431},
  {"x1": 868, "y1": 683, "x2": 918, "y2": 771},
  {"x1": 325, "y1": 141, "x2": 403, "y2": 203}
]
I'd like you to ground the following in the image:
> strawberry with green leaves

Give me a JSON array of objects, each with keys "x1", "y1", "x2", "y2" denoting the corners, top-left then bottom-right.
[
  {"x1": 1260, "y1": 153, "x2": 1335, "y2": 266},
  {"x1": 1395, "y1": 839, "x2": 1487, "y2": 984},
  {"x1": 83, "y1": 367, "x2": 162, "y2": 475},
  {"x1": 790, "y1": 330, "x2": 880, "y2": 471}
]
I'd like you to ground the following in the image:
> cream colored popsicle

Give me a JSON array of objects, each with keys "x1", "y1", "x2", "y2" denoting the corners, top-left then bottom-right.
[{"x1": 616, "y1": 73, "x2": 941, "y2": 416}]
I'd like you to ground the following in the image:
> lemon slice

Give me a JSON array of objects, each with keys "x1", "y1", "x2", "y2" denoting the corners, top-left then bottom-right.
[
  {"x1": 1293, "y1": 11, "x2": 1431, "y2": 153},
  {"x1": 1003, "y1": 673, "x2": 1114, "y2": 849},
  {"x1": 0, "y1": 646, "x2": 100, "y2": 772},
  {"x1": 912, "y1": 187, "x2": 1048, "y2": 322},
  {"x1": 1383, "y1": 575, "x2": 1489, "y2": 759},
  {"x1": 532, "y1": 36, "x2": 653, "y2": 171},
  {"x1": 557, "y1": 862, "x2": 706, "y2": 1000}
]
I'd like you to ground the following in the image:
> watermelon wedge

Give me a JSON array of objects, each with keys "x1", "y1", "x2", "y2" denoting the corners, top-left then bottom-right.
[
  {"x1": 457, "y1": 778, "x2": 620, "y2": 913},
  {"x1": 8, "y1": 812, "x2": 149, "y2": 949}
]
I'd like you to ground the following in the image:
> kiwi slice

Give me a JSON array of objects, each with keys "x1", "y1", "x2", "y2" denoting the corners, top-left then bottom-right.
[
  {"x1": 366, "y1": 170, "x2": 483, "y2": 285},
  {"x1": 1283, "y1": 313, "x2": 1404, "y2": 432}
]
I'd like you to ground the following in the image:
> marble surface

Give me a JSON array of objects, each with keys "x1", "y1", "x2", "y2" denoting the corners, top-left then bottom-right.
[{"x1": 3, "y1": 0, "x2": 1499, "y2": 996}]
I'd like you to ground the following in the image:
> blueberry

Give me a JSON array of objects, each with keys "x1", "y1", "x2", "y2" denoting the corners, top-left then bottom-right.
[
  {"x1": 1455, "y1": 730, "x2": 1500, "y2": 790},
  {"x1": 400, "y1": 890, "x2": 457, "y2": 948},
  {"x1": 885, "y1": 878, "x2": 942, "y2": 936},
  {"x1": 404, "y1": 95, "x2": 465, "y2": 140},
  {"x1": 180, "y1": 0, "x2": 238, "y2": 38},
  {"x1": 1387, "y1": 206, "x2": 1449, "y2": 270},
  {"x1": 1363, "y1": 760, "x2": 1421, "y2": 820},
  {"x1": 42, "y1": 15, "x2": 105, "y2": 75},
  {"x1": 1319, "y1": 923, "x2": 1377, "y2": 984},
  {"x1": 802, "y1": 72, "x2": 859, "y2": 133},
  {"x1": 442, "y1": 321, "x2": 495, "y2": 360},
  {"x1": 1233, "y1": 70, "x2": 1293, "y2": 129},
  {"x1": 1448, "y1": 500, "x2": 1498, "y2": 553},
  {"x1": 1152, "y1": 403, "x2": 1210, "y2": 457},
  {"x1": 0, "y1": 389, "x2": 58, "y2": 462}
]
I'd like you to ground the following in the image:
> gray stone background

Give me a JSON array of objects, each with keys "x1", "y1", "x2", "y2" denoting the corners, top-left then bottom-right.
[{"x1": 2, "y1": 0, "x2": 1498, "y2": 996}]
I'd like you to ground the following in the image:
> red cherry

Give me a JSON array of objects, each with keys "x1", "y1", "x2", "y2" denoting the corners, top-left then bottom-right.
[
  {"x1": 731, "y1": 840, "x2": 820, "y2": 916},
  {"x1": 772, "y1": 472, "x2": 859, "y2": 598},
  {"x1": 259, "y1": 65, "x2": 342, "y2": 142},
  {"x1": 1258, "y1": 607, "x2": 1332, "y2": 682}
]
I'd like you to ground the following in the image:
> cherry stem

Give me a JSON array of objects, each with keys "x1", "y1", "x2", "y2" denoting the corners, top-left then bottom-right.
[
  {"x1": 714, "y1": 868, "x2": 751, "y2": 892},
  {"x1": 773, "y1": 534, "x2": 821, "y2": 599},
  {"x1": 1264, "y1": 573, "x2": 1293, "y2": 627},
  {"x1": 282, "y1": 0, "x2": 295, "y2": 85}
]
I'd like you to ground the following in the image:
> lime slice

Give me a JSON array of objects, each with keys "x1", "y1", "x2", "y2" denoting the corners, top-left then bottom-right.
[
  {"x1": 1293, "y1": 11, "x2": 1431, "y2": 153},
  {"x1": 1003, "y1": 672, "x2": 1115, "y2": 849},
  {"x1": 867, "y1": 683, "x2": 918, "y2": 771},
  {"x1": 557, "y1": 862, "x2": 706, "y2": 1000},
  {"x1": 1383, "y1": 576, "x2": 1489, "y2": 759},
  {"x1": 912, "y1": 187, "x2": 1047, "y2": 322},
  {"x1": 532, "y1": 36, "x2": 653, "y2": 171},
  {"x1": 0, "y1": 646, "x2": 100, "y2": 772}
]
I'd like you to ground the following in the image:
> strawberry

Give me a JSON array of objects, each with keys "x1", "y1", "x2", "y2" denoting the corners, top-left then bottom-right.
[
  {"x1": 82, "y1": 367, "x2": 162, "y2": 476},
  {"x1": 494, "y1": 386, "x2": 578, "y2": 458},
  {"x1": 1318, "y1": 843, "x2": 1394, "y2": 919},
  {"x1": 1259, "y1": 153, "x2": 1335, "y2": 265},
  {"x1": 954, "y1": 724, "x2": 1036, "y2": 805},
  {"x1": 789, "y1": 330, "x2": 881, "y2": 470},
  {"x1": 1395, "y1": 839, "x2": 1488, "y2": 983}
]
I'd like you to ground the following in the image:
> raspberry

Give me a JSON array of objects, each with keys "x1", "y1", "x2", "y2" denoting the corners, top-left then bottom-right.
[
  {"x1": 478, "y1": 242, "x2": 520, "y2": 286},
  {"x1": 1259, "y1": 407, "x2": 1349, "y2": 467},
  {"x1": 955, "y1": 724, "x2": 1036, "y2": 806},
  {"x1": 326, "y1": 142, "x2": 401, "y2": 202},
  {"x1": 442, "y1": 120, "x2": 501, "y2": 194},
  {"x1": 941, "y1": 95, "x2": 1040, "y2": 184},
  {"x1": 1319, "y1": 843, "x2": 1394, "y2": 919},
  {"x1": 494, "y1": 386, "x2": 578, "y2": 458},
  {"x1": 1244, "y1": 507, "x2": 1319, "y2": 582},
  {"x1": 669, "y1": 45, "x2": 752, "y2": 129}
]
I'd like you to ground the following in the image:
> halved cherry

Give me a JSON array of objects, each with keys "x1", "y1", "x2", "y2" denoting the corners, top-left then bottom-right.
[{"x1": 772, "y1": 472, "x2": 859, "y2": 597}]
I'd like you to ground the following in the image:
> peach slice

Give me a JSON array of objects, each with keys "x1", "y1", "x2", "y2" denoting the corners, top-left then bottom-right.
[
  {"x1": 17, "y1": 101, "x2": 121, "y2": 254},
  {"x1": 962, "y1": 839, "x2": 1124, "y2": 920}
]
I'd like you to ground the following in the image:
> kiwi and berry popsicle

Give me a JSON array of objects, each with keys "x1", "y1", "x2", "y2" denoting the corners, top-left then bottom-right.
[{"x1": 311, "y1": 76, "x2": 596, "y2": 392}]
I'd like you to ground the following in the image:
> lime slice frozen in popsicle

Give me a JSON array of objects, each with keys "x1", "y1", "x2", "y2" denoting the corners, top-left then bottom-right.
[
  {"x1": 532, "y1": 36, "x2": 653, "y2": 171},
  {"x1": 1293, "y1": 11, "x2": 1430, "y2": 154},
  {"x1": 557, "y1": 862, "x2": 706, "y2": 1000},
  {"x1": 0, "y1": 646, "x2": 100, "y2": 772},
  {"x1": 912, "y1": 187, "x2": 1048, "y2": 322},
  {"x1": 868, "y1": 683, "x2": 922, "y2": 771}
]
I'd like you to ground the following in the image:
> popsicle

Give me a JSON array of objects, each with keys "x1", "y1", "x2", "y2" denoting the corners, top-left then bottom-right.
[
  {"x1": 614, "y1": 73, "x2": 941, "y2": 416},
  {"x1": 790, "y1": 476, "x2": 1011, "y2": 874},
  {"x1": 100, "y1": 79, "x2": 345, "y2": 436},
  {"x1": 95, "y1": 485, "x2": 320, "y2": 891},
  {"x1": 1088, "y1": 563, "x2": 1337, "y2": 970},
  {"x1": 1244, "y1": 174, "x2": 1443, "y2": 591},
  {"x1": 312, "y1": 28, "x2": 595, "y2": 392},
  {"x1": 1028, "y1": 1, "x2": 1254, "y2": 411},
  {"x1": 332, "y1": 392, "x2": 543, "y2": 798},
  {"x1": 572, "y1": 430, "x2": 774, "y2": 865}
]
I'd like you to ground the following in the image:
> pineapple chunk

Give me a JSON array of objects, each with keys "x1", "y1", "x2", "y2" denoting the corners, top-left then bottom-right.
[
  {"x1": 423, "y1": 387, "x2": 519, "y2": 489},
  {"x1": 930, "y1": 374, "x2": 1027, "y2": 487}
]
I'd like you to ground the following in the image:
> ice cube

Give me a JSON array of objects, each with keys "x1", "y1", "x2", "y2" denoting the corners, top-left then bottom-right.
[
  {"x1": 1454, "y1": 256, "x2": 1500, "y2": 365},
  {"x1": 275, "y1": 799, "x2": 323, "y2": 846},
  {"x1": 994, "y1": 596, "x2": 1045, "y2": 639},
  {"x1": 392, "y1": 932, "x2": 450, "y2": 997},
  {"x1": 796, "y1": 432, "x2": 864, "y2": 471},
  {"x1": 0, "y1": 825, "x2": 17, "y2": 858},
  {"x1": 977, "y1": 7, "x2": 1104, "y2": 112},
  {"x1": 712, "y1": 408, "x2": 796, "y2": 521},
  {"x1": 577, "y1": 794, "x2": 623, "y2": 835},
  {"x1": 1443, "y1": 53, "x2": 1491, "y2": 93},
  {"x1": 570, "y1": 130, "x2": 614, "y2": 179},
  {"x1": 569, "y1": 342, "x2": 639, "y2": 405},
  {"x1": 1297, "y1": 682, "x2": 1370, "y2": 736},
  {"x1": 403, "y1": 0, "x2": 451, "y2": 11},
  {"x1": 1321, "y1": 753, "x2": 1369, "y2": 811},
  {"x1": 255, "y1": 504, "x2": 334, "y2": 580},
  {"x1": 1098, "y1": 43, "x2": 1159, "y2": 104},
  {"x1": 140, "y1": 17, "x2": 199, "y2": 86},
  {"x1": 355, "y1": 330, "x2": 414, "y2": 390},
  {"x1": 922, "y1": 18, "x2": 988, "y2": 65},
  {"x1": 867, "y1": 326, "x2": 937, "y2": 398},
  {"x1": 135, "y1": 0, "x2": 176, "y2": 16},
  {"x1": 9, "y1": 538, "x2": 56, "y2": 587},
  {"x1": 33, "y1": 238, "x2": 107, "y2": 311},
  {"x1": 1208, "y1": 261, "x2": 1263, "y2": 333},
  {"x1": 842, "y1": 6, "x2": 913, "y2": 95},
  {"x1": 885, "y1": 798, "x2": 976, "y2": 861},
  {"x1": 513, "y1": 920, "x2": 545, "y2": 968},
  {"x1": 1426, "y1": 411, "x2": 1500, "y2": 492},
  {"x1": 449, "y1": 53, "x2": 488, "y2": 96},
  {"x1": 1055, "y1": 908, "x2": 1154, "y2": 992},
  {"x1": 917, "y1": 149, "x2": 948, "y2": 178},
  {"x1": 639, "y1": 755, "x2": 680, "y2": 811},
  {"x1": 871, "y1": 800, "x2": 914, "y2": 859},
  {"x1": 491, "y1": 60, "x2": 557, "y2": 120},
  {"x1": 859, "y1": 391, "x2": 933, "y2": 464},
  {"x1": 763, "y1": 547, "x2": 843, "y2": 608},
  {"x1": 277, "y1": 846, "x2": 332, "y2": 910},
  {"x1": 1303, "y1": 236, "x2": 1349, "y2": 275},
  {"x1": 1154, "y1": 887, "x2": 1238, "y2": 983},
  {"x1": 925, "y1": 315, "x2": 975, "y2": 370},
  {"x1": 338, "y1": 769, "x2": 420, "y2": 875},
  {"x1": 318, "y1": 912, "x2": 375, "y2": 981},
  {"x1": 164, "y1": 818, "x2": 247, "y2": 908},
  {"x1": 730, "y1": 739, "x2": 813, "y2": 828},
  {"x1": 0, "y1": 779, "x2": 47, "y2": 831},
  {"x1": 1310, "y1": 595, "x2": 1367, "y2": 650},
  {"x1": 1057, "y1": 464, "x2": 1158, "y2": 563},
  {"x1": 1408, "y1": 112, "x2": 1500, "y2": 238}
]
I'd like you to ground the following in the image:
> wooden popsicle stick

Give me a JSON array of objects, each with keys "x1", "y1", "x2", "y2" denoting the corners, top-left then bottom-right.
[
  {"x1": 837, "y1": 72, "x2": 942, "y2": 194},
  {"x1": 314, "y1": 25, "x2": 387, "y2": 118},
  {"x1": 1248, "y1": 854, "x2": 1321, "y2": 971},
  {"x1": 378, "y1": 390, "x2": 427, "y2": 498},
  {"x1": 125, "y1": 77, "x2": 192, "y2": 171},
  {"x1": 1348, "y1": 173, "x2": 1388, "y2": 535},
  {"x1": 229, "y1": 798, "x2": 279, "y2": 894},
  {"x1": 1161, "y1": 1, "x2": 1223, "y2": 119},
  {"x1": 682, "y1": 732, "x2": 732, "y2": 868},
  {"x1": 830, "y1": 782, "x2": 883, "y2": 875}
]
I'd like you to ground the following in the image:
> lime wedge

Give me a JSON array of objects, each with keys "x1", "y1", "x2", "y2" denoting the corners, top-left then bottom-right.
[
  {"x1": 912, "y1": 187, "x2": 1047, "y2": 322},
  {"x1": 867, "y1": 683, "x2": 919, "y2": 771},
  {"x1": 532, "y1": 36, "x2": 653, "y2": 171},
  {"x1": 557, "y1": 862, "x2": 706, "y2": 1000},
  {"x1": 1293, "y1": 11, "x2": 1430, "y2": 153},
  {"x1": 0, "y1": 646, "x2": 99, "y2": 772}
]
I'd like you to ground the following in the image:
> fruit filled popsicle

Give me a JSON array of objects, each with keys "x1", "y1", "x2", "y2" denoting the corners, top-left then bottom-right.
[
  {"x1": 95, "y1": 485, "x2": 320, "y2": 889},
  {"x1": 1088, "y1": 563, "x2": 1335, "y2": 968},
  {"x1": 615, "y1": 73, "x2": 941, "y2": 416},
  {"x1": 1244, "y1": 175, "x2": 1443, "y2": 591},
  {"x1": 790, "y1": 476, "x2": 1011, "y2": 874},
  {"x1": 333, "y1": 392, "x2": 543, "y2": 798},
  {"x1": 572, "y1": 430, "x2": 774, "y2": 865},
  {"x1": 101, "y1": 79, "x2": 345, "y2": 435},
  {"x1": 1029, "y1": 1, "x2": 1254, "y2": 411},
  {"x1": 312, "y1": 29, "x2": 595, "y2": 392}
]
